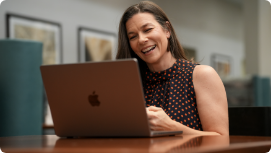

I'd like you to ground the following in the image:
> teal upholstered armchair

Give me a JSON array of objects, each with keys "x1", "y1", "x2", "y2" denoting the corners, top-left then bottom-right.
[{"x1": 0, "y1": 39, "x2": 44, "y2": 137}]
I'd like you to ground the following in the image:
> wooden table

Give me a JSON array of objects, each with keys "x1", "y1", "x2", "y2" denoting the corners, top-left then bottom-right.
[{"x1": 0, "y1": 135, "x2": 271, "y2": 153}]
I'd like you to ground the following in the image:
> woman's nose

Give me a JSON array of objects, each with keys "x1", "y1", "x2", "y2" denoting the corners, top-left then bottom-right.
[{"x1": 138, "y1": 34, "x2": 148, "y2": 44}]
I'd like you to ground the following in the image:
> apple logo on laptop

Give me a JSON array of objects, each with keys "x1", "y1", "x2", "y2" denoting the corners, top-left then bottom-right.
[{"x1": 88, "y1": 91, "x2": 100, "y2": 106}]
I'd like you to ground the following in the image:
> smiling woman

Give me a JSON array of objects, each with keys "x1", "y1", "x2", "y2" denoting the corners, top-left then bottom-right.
[
  {"x1": 116, "y1": 1, "x2": 229, "y2": 135},
  {"x1": 126, "y1": 13, "x2": 173, "y2": 72}
]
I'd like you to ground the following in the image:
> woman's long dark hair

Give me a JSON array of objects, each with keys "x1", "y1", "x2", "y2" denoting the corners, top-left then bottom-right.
[{"x1": 116, "y1": 1, "x2": 188, "y2": 82}]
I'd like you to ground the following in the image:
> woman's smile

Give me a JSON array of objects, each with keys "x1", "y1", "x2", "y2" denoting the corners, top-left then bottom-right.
[{"x1": 141, "y1": 44, "x2": 156, "y2": 54}]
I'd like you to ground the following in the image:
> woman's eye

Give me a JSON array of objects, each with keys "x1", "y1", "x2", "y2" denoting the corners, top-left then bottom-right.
[
  {"x1": 129, "y1": 36, "x2": 136, "y2": 40},
  {"x1": 145, "y1": 28, "x2": 152, "y2": 32}
]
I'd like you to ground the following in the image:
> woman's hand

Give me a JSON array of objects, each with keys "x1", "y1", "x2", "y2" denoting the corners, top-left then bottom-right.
[
  {"x1": 146, "y1": 105, "x2": 221, "y2": 135},
  {"x1": 146, "y1": 106, "x2": 177, "y2": 131}
]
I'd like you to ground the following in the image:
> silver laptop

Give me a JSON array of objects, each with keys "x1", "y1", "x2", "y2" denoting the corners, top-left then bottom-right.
[{"x1": 40, "y1": 59, "x2": 183, "y2": 137}]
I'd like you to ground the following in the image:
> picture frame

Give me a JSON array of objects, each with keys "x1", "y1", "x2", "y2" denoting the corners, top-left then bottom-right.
[
  {"x1": 6, "y1": 13, "x2": 62, "y2": 65},
  {"x1": 211, "y1": 54, "x2": 232, "y2": 78},
  {"x1": 184, "y1": 47, "x2": 197, "y2": 62},
  {"x1": 78, "y1": 27, "x2": 116, "y2": 62},
  {"x1": 6, "y1": 13, "x2": 62, "y2": 127}
]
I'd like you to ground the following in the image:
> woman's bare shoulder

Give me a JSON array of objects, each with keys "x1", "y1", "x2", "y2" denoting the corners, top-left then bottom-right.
[
  {"x1": 192, "y1": 64, "x2": 225, "y2": 93},
  {"x1": 192, "y1": 64, "x2": 226, "y2": 100},
  {"x1": 193, "y1": 65, "x2": 219, "y2": 81}
]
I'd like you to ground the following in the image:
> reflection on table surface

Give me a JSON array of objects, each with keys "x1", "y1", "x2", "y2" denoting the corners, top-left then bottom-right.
[{"x1": 0, "y1": 134, "x2": 271, "y2": 153}]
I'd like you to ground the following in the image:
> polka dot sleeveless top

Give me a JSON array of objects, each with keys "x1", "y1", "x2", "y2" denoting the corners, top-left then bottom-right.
[{"x1": 143, "y1": 59, "x2": 202, "y2": 131}]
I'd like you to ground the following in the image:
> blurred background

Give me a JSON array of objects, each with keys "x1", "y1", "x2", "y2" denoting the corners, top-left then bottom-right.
[{"x1": 0, "y1": 0, "x2": 271, "y2": 136}]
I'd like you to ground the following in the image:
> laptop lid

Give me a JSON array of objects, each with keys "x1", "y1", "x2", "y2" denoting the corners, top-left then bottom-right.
[{"x1": 40, "y1": 59, "x2": 182, "y2": 137}]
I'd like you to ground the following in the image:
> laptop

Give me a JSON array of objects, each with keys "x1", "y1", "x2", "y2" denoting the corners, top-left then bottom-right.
[{"x1": 40, "y1": 58, "x2": 183, "y2": 137}]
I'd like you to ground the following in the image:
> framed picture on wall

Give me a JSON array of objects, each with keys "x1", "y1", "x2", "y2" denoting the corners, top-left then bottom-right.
[
  {"x1": 211, "y1": 54, "x2": 232, "y2": 78},
  {"x1": 184, "y1": 47, "x2": 197, "y2": 62},
  {"x1": 6, "y1": 13, "x2": 62, "y2": 65},
  {"x1": 78, "y1": 27, "x2": 116, "y2": 62},
  {"x1": 6, "y1": 13, "x2": 62, "y2": 127}
]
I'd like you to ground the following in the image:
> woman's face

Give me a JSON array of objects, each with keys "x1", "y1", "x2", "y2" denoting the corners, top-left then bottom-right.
[{"x1": 126, "y1": 13, "x2": 171, "y2": 65}]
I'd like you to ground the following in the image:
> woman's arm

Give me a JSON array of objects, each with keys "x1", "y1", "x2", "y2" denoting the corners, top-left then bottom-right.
[
  {"x1": 192, "y1": 65, "x2": 229, "y2": 135},
  {"x1": 147, "y1": 65, "x2": 229, "y2": 135}
]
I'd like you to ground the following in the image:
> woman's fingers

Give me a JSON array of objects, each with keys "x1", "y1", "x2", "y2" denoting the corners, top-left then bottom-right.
[
  {"x1": 149, "y1": 124, "x2": 166, "y2": 131},
  {"x1": 146, "y1": 109, "x2": 158, "y2": 119},
  {"x1": 147, "y1": 106, "x2": 162, "y2": 111},
  {"x1": 146, "y1": 106, "x2": 175, "y2": 131}
]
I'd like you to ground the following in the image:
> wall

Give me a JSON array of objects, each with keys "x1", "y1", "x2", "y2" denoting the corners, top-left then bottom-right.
[
  {"x1": 0, "y1": 0, "x2": 244, "y2": 77},
  {"x1": 153, "y1": 0, "x2": 244, "y2": 78},
  {"x1": 243, "y1": 0, "x2": 271, "y2": 79},
  {"x1": 258, "y1": 0, "x2": 271, "y2": 78}
]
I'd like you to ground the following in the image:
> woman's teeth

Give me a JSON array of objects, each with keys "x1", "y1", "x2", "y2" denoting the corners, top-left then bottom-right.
[{"x1": 142, "y1": 45, "x2": 156, "y2": 54}]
